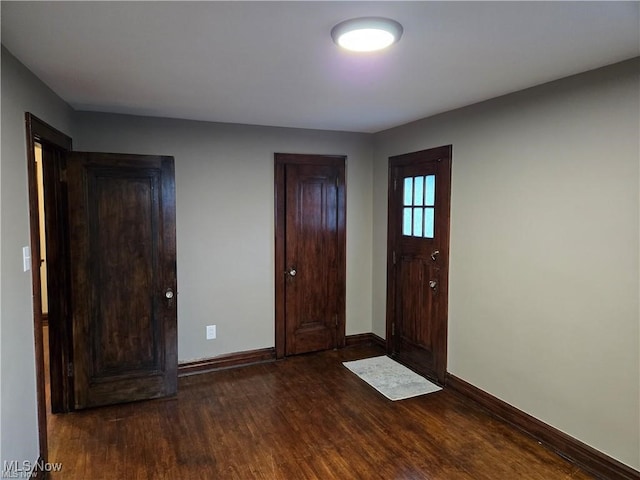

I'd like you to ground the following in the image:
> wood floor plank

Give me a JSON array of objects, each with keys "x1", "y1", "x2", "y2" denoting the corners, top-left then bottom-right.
[{"x1": 46, "y1": 345, "x2": 595, "y2": 479}]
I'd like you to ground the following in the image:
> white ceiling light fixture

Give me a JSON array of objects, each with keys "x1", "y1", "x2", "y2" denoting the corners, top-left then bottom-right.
[{"x1": 331, "y1": 17, "x2": 403, "y2": 52}]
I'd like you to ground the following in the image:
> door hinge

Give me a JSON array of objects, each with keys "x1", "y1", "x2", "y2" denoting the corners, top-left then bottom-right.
[
  {"x1": 393, "y1": 176, "x2": 397, "y2": 191},
  {"x1": 392, "y1": 323, "x2": 395, "y2": 336},
  {"x1": 335, "y1": 314, "x2": 338, "y2": 327},
  {"x1": 67, "y1": 362, "x2": 74, "y2": 377},
  {"x1": 59, "y1": 168, "x2": 67, "y2": 183},
  {"x1": 392, "y1": 251, "x2": 396, "y2": 265}
]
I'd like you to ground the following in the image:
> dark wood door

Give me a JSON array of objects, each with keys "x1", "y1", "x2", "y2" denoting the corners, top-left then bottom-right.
[
  {"x1": 275, "y1": 154, "x2": 346, "y2": 357},
  {"x1": 65, "y1": 152, "x2": 177, "y2": 409},
  {"x1": 387, "y1": 146, "x2": 452, "y2": 384}
]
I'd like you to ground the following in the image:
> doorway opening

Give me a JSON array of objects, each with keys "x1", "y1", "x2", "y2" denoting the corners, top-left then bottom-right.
[
  {"x1": 25, "y1": 113, "x2": 74, "y2": 464},
  {"x1": 26, "y1": 114, "x2": 179, "y2": 467}
]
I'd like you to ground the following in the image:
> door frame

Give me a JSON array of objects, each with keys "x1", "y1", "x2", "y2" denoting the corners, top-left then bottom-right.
[
  {"x1": 25, "y1": 113, "x2": 73, "y2": 463},
  {"x1": 274, "y1": 153, "x2": 347, "y2": 359},
  {"x1": 385, "y1": 145, "x2": 452, "y2": 384}
]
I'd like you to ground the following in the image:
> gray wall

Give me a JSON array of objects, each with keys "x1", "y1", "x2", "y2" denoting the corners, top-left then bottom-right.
[
  {"x1": 372, "y1": 58, "x2": 640, "y2": 469},
  {"x1": 73, "y1": 113, "x2": 374, "y2": 361},
  {"x1": 1, "y1": 47, "x2": 74, "y2": 467}
]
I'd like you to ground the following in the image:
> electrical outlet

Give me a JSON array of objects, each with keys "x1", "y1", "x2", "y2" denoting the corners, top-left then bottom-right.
[{"x1": 206, "y1": 325, "x2": 216, "y2": 340}]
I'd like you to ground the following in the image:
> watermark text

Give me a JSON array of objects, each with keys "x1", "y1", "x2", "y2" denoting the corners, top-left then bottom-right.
[{"x1": 3, "y1": 460, "x2": 63, "y2": 478}]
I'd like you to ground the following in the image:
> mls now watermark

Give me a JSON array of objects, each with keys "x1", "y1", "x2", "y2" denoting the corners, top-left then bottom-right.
[{"x1": 2, "y1": 460, "x2": 63, "y2": 478}]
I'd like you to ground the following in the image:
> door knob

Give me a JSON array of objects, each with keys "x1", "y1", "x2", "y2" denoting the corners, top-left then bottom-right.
[
  {"x1": 428, "y1": 280, "x2": 437, "y2": 289},
  {"x1": 165, "y1": 288, "x2": 175, "y2": 307},
  {"x1": 288, "y1": 268, "x2": 297, "y2": 277},
  {"x1": 431, "y1": 250, "x2": 440, "y2": 261}
]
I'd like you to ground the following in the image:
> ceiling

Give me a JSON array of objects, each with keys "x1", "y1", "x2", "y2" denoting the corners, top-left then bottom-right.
[{"x1": 2, "y1": 1, "x2": 638, "y2": 133}]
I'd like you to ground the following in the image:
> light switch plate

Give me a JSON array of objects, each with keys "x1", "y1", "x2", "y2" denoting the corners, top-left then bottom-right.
[
  {"x1": 206, "y1": 325, "x2": 216, "y2": 340},
  {"x1": 22, "y1": 246, "x2": 31, "y2": 272}
]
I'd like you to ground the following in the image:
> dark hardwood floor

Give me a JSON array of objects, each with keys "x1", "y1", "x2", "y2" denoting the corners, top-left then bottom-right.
[{"x1": 44, "y1": 340, "x2": 593, "y2": 479}]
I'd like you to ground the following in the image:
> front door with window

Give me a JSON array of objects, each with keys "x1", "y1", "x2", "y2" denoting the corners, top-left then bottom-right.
[{"x1": 386, "y1": 145, "x2": 452, "y2": 384}]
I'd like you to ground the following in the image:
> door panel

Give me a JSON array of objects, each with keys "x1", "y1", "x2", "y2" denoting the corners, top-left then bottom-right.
[
  {"x1": 66, "y1": 152, "x2": 177, "y2": 409},
  {"x1": 285, "y1": 163, "x2": 339, "y2": 355},
  {"x1": 387, "y1": 146, "x2": 452, "y2": 384},
  {"x1": 395, "y1": 256, "x2": 439, "y2": 367},
  {"x1": 275, "y1": 154, "x2": 346, "y2": 357},
  {"x1": 92, "y1": 172, "x2": 158, "y2": 373}
]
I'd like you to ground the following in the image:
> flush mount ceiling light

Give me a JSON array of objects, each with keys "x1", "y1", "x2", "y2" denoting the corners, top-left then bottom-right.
[{"x1": 331, "y1": 17, "x2": 403, "y2": 52}]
